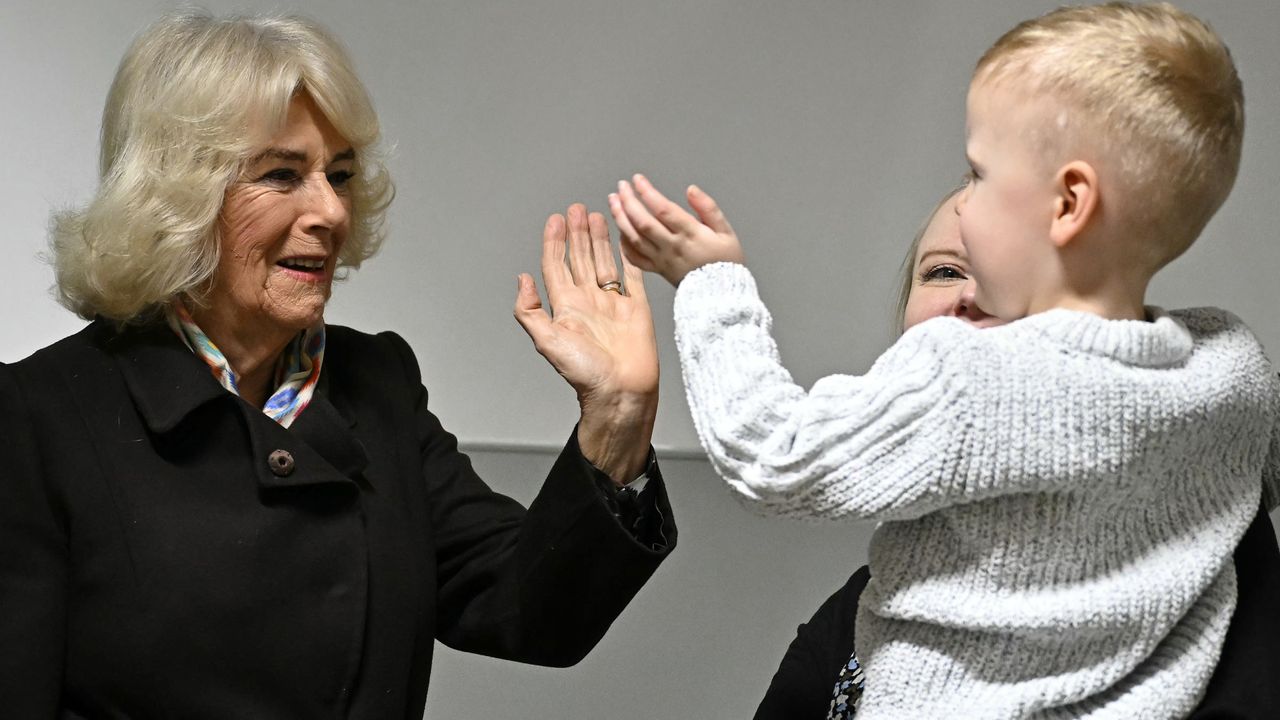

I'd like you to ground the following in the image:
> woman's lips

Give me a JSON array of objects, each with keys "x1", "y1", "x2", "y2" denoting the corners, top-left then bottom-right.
[{"x1": 275, "y1": 257, "x2": 329, "y2": 281}]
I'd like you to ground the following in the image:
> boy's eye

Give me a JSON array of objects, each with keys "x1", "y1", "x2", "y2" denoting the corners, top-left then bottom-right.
[
  {"x1": 962, "y1": 168, "x2": 978, "y2": 185},
  {"x1": 921, "y1": 264, "x2": 967, "y2": 282}
]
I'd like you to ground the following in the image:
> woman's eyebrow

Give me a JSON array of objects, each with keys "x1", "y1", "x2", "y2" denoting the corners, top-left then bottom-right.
[
  {"x1": 916, "y1": 249, "x2": 965, "y2": 268},
  {"x1": 247, "y1": 147, "x2": 355, "y2": 164},
  {"x1": 250, "y1": 148, "x2": 308, "y2": 164}
]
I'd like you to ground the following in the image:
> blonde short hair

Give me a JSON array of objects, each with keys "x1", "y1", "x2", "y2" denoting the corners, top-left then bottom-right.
[
  {"x1": 50, "y1": 11, "x2": 394, "y2": 322},
  {"x1": 974, "y1": 2, "x2": 1243, "y2": 271}
]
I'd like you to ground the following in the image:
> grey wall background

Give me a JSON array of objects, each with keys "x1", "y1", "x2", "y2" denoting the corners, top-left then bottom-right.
[{"x1": 1, "y1": 1, "x2": 1276, "y2": 717}]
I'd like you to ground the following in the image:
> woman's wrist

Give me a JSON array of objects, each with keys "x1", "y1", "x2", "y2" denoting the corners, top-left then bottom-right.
[{"x1": 577, "y1": 391, "x2": 658, "y2": 486}]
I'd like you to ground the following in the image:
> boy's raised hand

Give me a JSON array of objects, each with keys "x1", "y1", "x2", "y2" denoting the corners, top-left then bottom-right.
[{"x1": 609, "y1": 173, "x2": 744, "y2": 286}]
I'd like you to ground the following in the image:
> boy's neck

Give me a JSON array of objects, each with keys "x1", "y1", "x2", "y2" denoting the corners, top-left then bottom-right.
[
  {"x1": 1033, "y1": 294, "x2": 1148, "y2": 321},
  {"x1": 1043, "y1": 226, "x2": 1153, "y2": 321}
]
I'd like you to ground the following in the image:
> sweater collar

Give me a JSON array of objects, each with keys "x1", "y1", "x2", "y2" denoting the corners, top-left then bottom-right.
[{"x1": 1007, "y1": 306, "x2": 1193, "y2": 367}]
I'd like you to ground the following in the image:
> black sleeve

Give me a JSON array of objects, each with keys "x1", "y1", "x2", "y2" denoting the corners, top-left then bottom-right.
[
  {"x1": 754, "y1": 566, "x2": 870, "y2": 720},
  {"x1": 0, "y1": 363, "x2": 67, "y2": 715},
  {"x1": 1189, "y1": 503, "x2": 1280, "y2": 718},
  {"x1": 386, "y1": 332, "x2": 677, "y2": 667},
  {"x1": 588, "y1": 447, "x2": 671, "y2": 551}
]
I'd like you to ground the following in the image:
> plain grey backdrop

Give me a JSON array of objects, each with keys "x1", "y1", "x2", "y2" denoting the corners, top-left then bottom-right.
[{"x1": 2, "y1": 1, "x2": 1277, "y2": 717}]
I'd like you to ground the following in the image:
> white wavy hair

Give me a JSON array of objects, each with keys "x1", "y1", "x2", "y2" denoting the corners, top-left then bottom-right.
[{"x1": 50, "y1": 10, "x2": 395, "y2": 322}]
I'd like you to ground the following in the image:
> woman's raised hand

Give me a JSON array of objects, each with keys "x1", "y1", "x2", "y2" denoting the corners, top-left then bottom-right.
[
  {"x1": 514, "y1": 204, "x2": 658, "y2": 485},
  {"x1": 609, "y1": 173, "x2": 744, "y2": 286}
]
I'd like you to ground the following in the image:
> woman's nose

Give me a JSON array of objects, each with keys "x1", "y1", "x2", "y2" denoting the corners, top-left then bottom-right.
[
  {"x1": 952, "y1": 279, "x2": 990, "y2": 322},
  {"x1": 301, "y1": 173, "x2": 348, "y2": 234}
]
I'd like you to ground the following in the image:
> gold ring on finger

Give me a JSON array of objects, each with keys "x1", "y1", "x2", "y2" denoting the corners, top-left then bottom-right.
[{"x1": 598, "y1": 280, "x2": 624, "y2": 294}]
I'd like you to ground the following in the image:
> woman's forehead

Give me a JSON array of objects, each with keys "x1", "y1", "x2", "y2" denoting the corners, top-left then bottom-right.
[{"x1": 916, "y1": 198, "x2": 963, "y2": 263}]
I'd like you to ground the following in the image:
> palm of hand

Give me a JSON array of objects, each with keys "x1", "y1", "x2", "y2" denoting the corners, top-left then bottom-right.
[
  {"x1": 541, "y1": 288, "x2": 659, "y2": 404},
  {"x1": 515, "y1": 204, "x2": 659, "y2": 404}
]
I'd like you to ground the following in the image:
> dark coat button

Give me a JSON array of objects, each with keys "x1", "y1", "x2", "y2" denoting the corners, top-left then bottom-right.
[{"x1": 268, "y1": 449, "x2": 295, "y2": 476}]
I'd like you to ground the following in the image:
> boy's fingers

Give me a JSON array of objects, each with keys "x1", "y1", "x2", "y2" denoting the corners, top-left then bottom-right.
[
  {"x1": 617, "y1": 179, "x2": 676, "y2": 247},
  {"x1": 611, "y1": 191, "x2": 662, "y2": 264},
  {"x1": 620, "y1": 239, "x2": 657, "y2": 275},
  {"x1": 688, "y1": 184, "x2": 734, "y2": 235},
  {"x1": 609, "y1": 192, "x2": 643, "y2": 246},
  {"x1": 633, "y1": 173, "x2": 701, "y2": 235}
]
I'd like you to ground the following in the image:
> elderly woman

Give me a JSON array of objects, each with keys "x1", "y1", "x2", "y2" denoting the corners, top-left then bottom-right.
[
  {"x1": 753, "y1": 190, "x2": 1280, "y2": 719},
  {"x1": 0, "y1": 12, "x2": 673, "y2": 717}
]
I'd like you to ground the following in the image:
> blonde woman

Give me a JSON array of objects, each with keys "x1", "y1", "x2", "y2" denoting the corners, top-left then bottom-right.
[{"x1": 0, "y1": 12, "x2": 673, "y2": 716}]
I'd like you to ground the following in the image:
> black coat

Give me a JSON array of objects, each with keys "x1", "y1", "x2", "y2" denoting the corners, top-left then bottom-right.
[
  {"x1": 0, "y1": 320, "x2": 675, "y2": 719},
  {"x1": 754, "y1": 507, "x2": 1280, "y2": 718}
]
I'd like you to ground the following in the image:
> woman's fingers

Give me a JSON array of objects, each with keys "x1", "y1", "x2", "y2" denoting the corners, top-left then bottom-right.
[
  {"x1": 687, "y1": 184, "x2": 734, "y2": 236},
  {"x1": 565, "y1": 203, "x2": 597, "y2": 287},
  {"x1": 540, "y1": 213, "x2": 571, "y2": 296},
  {"x1": 618, "y1": 237, "x2": 648, "y2": 304},
  {"x1": 512, "y1": 272, "x2": 551, "y2": 347},
  {"x1": 588, "y1": 210, "x2": 621, "y2": 290}
]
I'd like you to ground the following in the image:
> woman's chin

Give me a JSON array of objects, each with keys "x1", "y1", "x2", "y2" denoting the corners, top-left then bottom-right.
[
  {"x1": 260, "y1": 298, "x2": 328, "y2": 334},
  {"x1": 259, "y1": 281, "x2": 331, "y2": 331}
]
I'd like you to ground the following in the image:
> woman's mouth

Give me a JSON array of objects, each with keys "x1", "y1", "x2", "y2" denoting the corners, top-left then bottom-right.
[{"x1": 276, "y1": 257, "x2": 328, "y2": 280}]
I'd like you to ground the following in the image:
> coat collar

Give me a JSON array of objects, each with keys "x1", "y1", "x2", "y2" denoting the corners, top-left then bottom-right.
[
  {"x1": 103, "y1": 319, "x2": 369, "y2": 486},
  {"x1": 106, "y1": 319, "x2": 229, "y2": 434}
]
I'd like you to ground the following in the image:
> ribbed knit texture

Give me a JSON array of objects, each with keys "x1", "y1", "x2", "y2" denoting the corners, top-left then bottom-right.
[{"x1": 674, "y1": 262, "x2": 1280, "y2": 719}]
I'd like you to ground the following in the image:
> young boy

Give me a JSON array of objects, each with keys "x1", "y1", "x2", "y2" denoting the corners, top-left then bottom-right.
[{"x1": 609, "y1": 3, "x2": 1280, "y2": 717}]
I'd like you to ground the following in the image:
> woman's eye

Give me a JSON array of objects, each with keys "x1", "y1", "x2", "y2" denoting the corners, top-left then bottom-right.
[
  {"x1": 921, "y1": 264, "x2": 966, "y2": 282},
  {"x1": 327, "y1": 169, "x2": 355, "y2": 189},
  {"x1": 260, "y1": 168, "x2": 301, "y2": 184}
]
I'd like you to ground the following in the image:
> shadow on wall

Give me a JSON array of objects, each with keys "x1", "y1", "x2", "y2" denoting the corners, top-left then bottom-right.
[{"x1": 425, "y1": 446, "x2": 873, "y2": 720}]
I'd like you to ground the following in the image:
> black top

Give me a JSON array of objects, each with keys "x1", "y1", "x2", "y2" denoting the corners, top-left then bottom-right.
[
  {"x1": 755, "y1": 506, "x2": 1280, "y2": 718},
  {"x1": 0, "y1": 320, "x2": 675, "y2": 719}
]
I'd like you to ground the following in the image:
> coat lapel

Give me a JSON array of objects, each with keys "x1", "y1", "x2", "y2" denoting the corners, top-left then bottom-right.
[
  {"x1": 108, "y1": 320, "x2": 229, "y2": 433},
  {"x1": 106, "y1": 319, "x2": 369, "y2": 489},
  {"x1": 286, "y1": 388, "x2": 370, "y2": 483}
]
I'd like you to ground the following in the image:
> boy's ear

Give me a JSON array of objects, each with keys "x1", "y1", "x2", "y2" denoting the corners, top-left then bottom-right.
[{"x1": 1049, "y1": 161, "x2": 1098, "y2": 248}]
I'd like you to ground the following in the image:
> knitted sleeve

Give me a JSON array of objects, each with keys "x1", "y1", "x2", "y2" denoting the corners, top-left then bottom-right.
[
  {"x1": 673, "y1": 263, "x2": 976, "y2": 521},
  {"x1": 1264, "y1": 376, "x2": 1280, "y2": 512}
]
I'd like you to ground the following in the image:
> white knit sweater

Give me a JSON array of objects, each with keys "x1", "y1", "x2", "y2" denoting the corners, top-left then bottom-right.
[{"x1": 673, "y1": 263, "x2": 1280, "y2": 719}]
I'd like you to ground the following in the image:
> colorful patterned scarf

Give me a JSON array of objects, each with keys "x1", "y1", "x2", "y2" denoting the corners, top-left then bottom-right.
[{"x1": 165, "y1": 300, "x2": 325, "y2": 428}]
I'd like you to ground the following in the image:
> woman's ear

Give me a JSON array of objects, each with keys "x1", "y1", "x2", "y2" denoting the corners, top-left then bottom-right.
[{"x1": 1049, "y1": 161, "x2": 1098, "y2": 248}]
